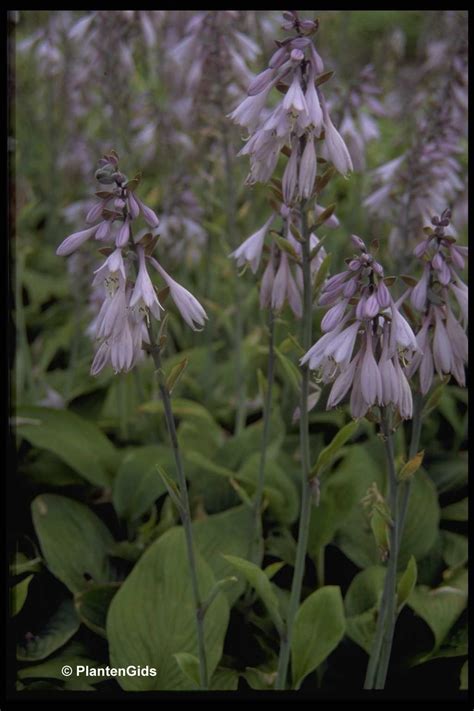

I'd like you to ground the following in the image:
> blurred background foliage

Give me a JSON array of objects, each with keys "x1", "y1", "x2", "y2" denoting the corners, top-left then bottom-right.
[{"x1": 10, "y1": 10, "x2": 467, "y2": 695}]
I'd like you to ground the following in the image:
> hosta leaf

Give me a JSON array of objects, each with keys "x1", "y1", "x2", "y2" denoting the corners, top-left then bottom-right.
[
  {"x1": 344, "y1": 566, "x2": 385, "y2": 654},
  {"x1": 223, "y1": 555, "x2": 283, "y2": 634},
  {"x1": 408, "y1": 570, "x2": 468, "y2": 651},
  {"x1": 16, "y1": 407, "x2": 117, "y2": 487},
  {"x1": 74, "y1": 583, "x2": 120, "y2": 638},
  {"x1": 32, "y1": 494, "x2": 116, "y2": 594},
  {"x1": 311, "y1": 420, "x2": 359, "y2": 477},
  {"x1": 17, "y1": 642, "x2": 104, "y2": 685},
  {"x1": 291, "y1": 586, "x2": 345, "y2": 688},
  {"x1": 112, "y1": 445, "x2": 172, "y2": 521},
  {"x1": 441, "y1": 498, "x2": 468, "y2": 521},
  {"x1": 194, "y1": 505, "x2": 253, "y2": 605},
  {"x1": 173, "y1": 652, "x2": 200, "y2": 688},
  {"x1": 210, "y1": 667, "x2": 239, "y2": 690},
  {"x1": 107, "y1": 527, "x2": 229, "y2": 690},
  {"x1": 17, "y1": 599, "x2": 80, "y2": 661},
  {"x1": 441, "y1": 531, "x2": 468, "y2": 569},
  {"x1": 308, "y1": 445, "x2": 379, "y2": 556},
  {"x1": 337, "y1": 468, "x2": 439, "y2": 569},
  {"x1": 11, "y1": 575, "x2": 33, "y2": 616}
]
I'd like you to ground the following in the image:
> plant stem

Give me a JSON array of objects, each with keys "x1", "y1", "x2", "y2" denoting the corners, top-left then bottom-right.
[
  {"x1": 147, "y1": 329, "x2": 209, "y2": 689},
  {"x1": 221, "y1": 114, "x2": 246, "y2": 435},
  {"x1": 397, "y1": 391, "x2": 423, "y2": 549},
  {"x1": 364, "y1": 409, "x2": 399, "y2": 690},
  {"x1": 248, "y1": 308, "x2": 275, "y2": 564},
  {"x1": 275, "y1": 205, "x2": 313, "y2": 690}
]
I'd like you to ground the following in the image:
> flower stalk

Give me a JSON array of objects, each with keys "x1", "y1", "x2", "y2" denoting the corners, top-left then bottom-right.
[
  {"x1": 275, "y1": 203, "x2": 314, "y2": 690},
  {"x1": 364, "y1": 407, "x2": 399, "y2": 689},
  {"x1": 146, "y1": 327, "x2": 209, "y2": 690},
  {"x1": 365, "y1": 390, "x2": 424, "y2": 689},
  {"x1": 248, "y1": 307, "x2": 275, "y2": 564}
]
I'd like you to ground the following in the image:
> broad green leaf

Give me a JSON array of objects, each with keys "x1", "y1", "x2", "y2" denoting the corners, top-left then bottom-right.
[
  {"x1": 11, "y1": 575, "x2": 33, "y2": 616},
  {"x1": 107, "y1": 527, "x2": 229, "y2": 690},
  {"x1": 21, "y1": 450, "x2": 83, "y2": 487},
  {"x1": 441, "y1": 531, "x2": 468, "y2": 569},
  {"x1": 243, "y1": 665, "x2": 277, "y2": 690},
  {"x1": 17, "y1": 642, "x2": 104, "y2": 685},
  {"x1": 173, "y1": 652, "x2": 200, "y2": 688},
  {"x1": 16, "y1": 407, "x2": 117, "y2": 487},
  {"x1": 223, "y1": 555, "x2": 283, "y2": 634},
  {"x1": 194, "y1": 505, "x2": 253, "y2": 605},
  {"x1": 291, "y1": 586, "x2": 345, "y2": 688},
  {"x1": 139, "y1": 397, "x2": 217, "y2": 424},
  {"x1": 311, "y1": 421, "x2": 359, "y2": 477},
  {"x1": 337, "y1": 467, "x2": 439, "y2": 569},
  {"x1": 344, "y1": 566, "x2": 385, "y2": 654},
  {"x1": 441, "y1": 498, "x2": 468, "y2": 521},
  {"x1": 211, "y1": 667, "x2": 239, "y2": 690},
  {"x1": 411, "y1": 622, "x2": 467, "y2": 665},
  {"x1": 308, "y1": 446, "x2": 378, "y2": 556},
  {"x1": 184, "y1": 451, "x2": 238, "y2": 513},
  {"x1": 32, "y1": 495, "x2": 115, "y2": 594},
  {"x1": 112, "y1": 446, "x2": 172, "y2": 521},
  {"x1": 408, "y1": 570, "x2": 468, "y2": 651},
  {"x1": 74, "y1": 583, "x2": 120, "y2": 638},
  {"x1": 429, "y1": 454, "x2": 468, "y2": 494},
  {"x1": 397, "y1": 556, "x2": 417, "y2": 611},
  {"x1": 460, "y1": 661, "x2": 468, "y2": 690},
  {"x1": 344, "y1": 566, "x2": 386, "y2": 617},
  {"x1": 238, "y1": 454, "x2": 299, "y2": 525},
  {"x1": 214, "y1": 411, "x2": 285, "y2": 471},
  {"x1": 17, "y1": 599, "x2": 80, "y2": 662},
  {"x1": 346, "y1": 609, "x2": 377, "y2": 656}
]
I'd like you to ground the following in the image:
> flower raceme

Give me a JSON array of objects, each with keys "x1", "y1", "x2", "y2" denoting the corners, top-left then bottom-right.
[
  {"x1": 228, "y1": 12, "x2": 353, "y2": 195},
  {"x1": 300, "y1": 235, "x2": 418, "y2": 419},
  {"x1": 230, "y1": 204, "x2": 332, "y2": 318},
  {"x1": 56, "y1": 152, "x2": 207, "y2": 375},
  {"x1": 228, "y1": 11, "x2": 346, "y2": 317},
  {"x1": 406, "y1": 210, "x2": 468, "y2": 394}
]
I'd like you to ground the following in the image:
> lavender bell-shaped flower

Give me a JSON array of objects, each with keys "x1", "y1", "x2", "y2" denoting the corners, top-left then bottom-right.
[
  {"x1": 407, "y1": 210, "x2": 468, "y2": 394},
  {"x1": 301, "y1": 236, "x2": 418, "y2": 419},
  {"x1": 56, "y1": 152, "x2": 208, "y2": 374}
]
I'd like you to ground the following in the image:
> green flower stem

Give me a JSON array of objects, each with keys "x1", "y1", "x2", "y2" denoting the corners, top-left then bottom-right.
[
  {"x1": 221, "y1": 120, "x2": 246, "y2": 436},
  {"x1": 372, "y1": 392, "x2": 425, "y2": 688},
  {"x1": 364, "y1": 408, "x2": 398, "y2": 690},
  {"x1": 397, "y1": 391, "x2": 423, "y2": 549},
  {"x1": 248, "y1": 307, "x2": 275, "y2": 564},
  {"x1": 373, "y1": 413, "x2": 400, "y2": 689},
  {"x1": 275, "y1": 204, "x2": 313, "y2": 690},
  {"x1": 147, "y1": 328, "x2": 209, "y2": 689}
]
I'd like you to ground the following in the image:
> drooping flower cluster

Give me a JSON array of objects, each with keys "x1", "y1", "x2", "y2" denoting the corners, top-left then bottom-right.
[
  {"x1": 364, "y1": 14, "x2": 467, "y2": 248},
  {"x1": 230, "y1": 202, "x2": 334, "y2": 318},
  {"x1": 170, "y1": 11, "x2": 261, "y2": 129},
  {"x1": 406, "y1": 209, "x2": 468, "y2": 394},
  {"x1": 56, "y1": 152, "x2": 207, "y2": 375},
  {"x1": 301, "y1": 236, "x2": 419, "y2": 419},
  {"x1": 229, "y1": 11, "x2": 353, "y2": 192},
  {"x1": 330, "y1": 64, "x2": 386, "y2": 171},
  {"x1": 18, "y1": 11, "x2": 167, "y2": 180},
  {"x1": 229, "y1": 11, "x2": 350, "y2": 316}
]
